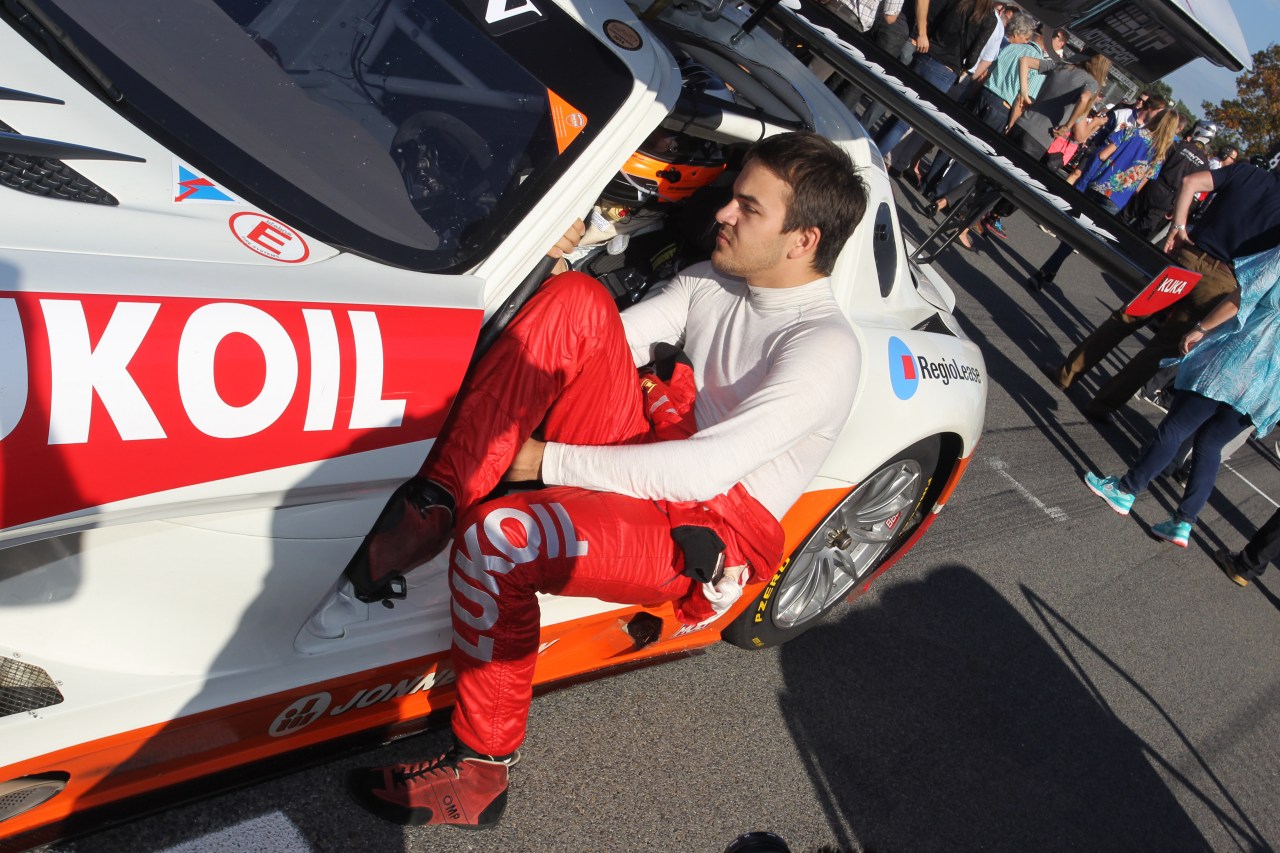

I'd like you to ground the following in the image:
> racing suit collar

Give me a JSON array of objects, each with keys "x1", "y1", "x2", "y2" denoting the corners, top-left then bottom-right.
[{"x1": 745, "y1": 276, "x2": 834, "y2": 312}]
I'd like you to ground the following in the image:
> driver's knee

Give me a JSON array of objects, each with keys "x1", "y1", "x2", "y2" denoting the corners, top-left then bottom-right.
[{"x1": 535, "y1": 271, "x2": 616, "y2": 318}]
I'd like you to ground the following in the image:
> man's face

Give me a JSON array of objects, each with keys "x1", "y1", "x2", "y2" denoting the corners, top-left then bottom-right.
[
  {"x1": 1223, "y1": 150, "x2": 1239, "y2": 165},
  {"x1": 1052, "y1": 33, "x2": 1067, "y2": 52},
  {"x1": 711, "y1": 160, "x2": 800, "y2": 284}
]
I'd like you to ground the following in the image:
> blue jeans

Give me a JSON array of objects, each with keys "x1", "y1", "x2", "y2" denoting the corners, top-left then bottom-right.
[
  {"x1": 1119, "y1": 391, "x2": 1254, "y2": 524},
  {"x1": 919, "y1": 78, "x2": 985, "y2": 191},
  {"x1": 875, "y1": 54, "x2": 958, "y2": 158},
  {"x1": 933, "y1": 89, "x2": 1011, "y2": 201},
  {"x1": 862, "y1": 36, "x2": 917, "y2": 134}
]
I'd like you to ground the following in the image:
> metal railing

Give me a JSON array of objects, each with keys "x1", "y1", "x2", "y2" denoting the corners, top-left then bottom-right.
[{"x1": 756, "y1": 0, "x2": 1176, "y2": 291}]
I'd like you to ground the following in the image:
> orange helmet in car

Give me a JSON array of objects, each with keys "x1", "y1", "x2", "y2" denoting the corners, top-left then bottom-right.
[{"x1": 603, "y1": 128, "x2": 726, "y2": 205}]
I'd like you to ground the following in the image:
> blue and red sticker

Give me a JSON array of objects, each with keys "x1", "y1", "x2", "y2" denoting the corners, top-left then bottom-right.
[
  {"x1": 888, "y1": 336, "x2": 918, "y2": 400},
  {"x1": 173, "y1": 162, "x2": 236, "y2": 204}
]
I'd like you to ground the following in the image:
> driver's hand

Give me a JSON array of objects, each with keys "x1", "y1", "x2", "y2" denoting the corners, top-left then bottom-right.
[
  {"x1": 547, "y1": 218, "x2": 586, "y2": 275},
  {"x1": 548, "y1": 219, "x2": 586, "y2": 259},
  {"x1": 504, "y1": 437, "x2": 546, "y2": 482}
]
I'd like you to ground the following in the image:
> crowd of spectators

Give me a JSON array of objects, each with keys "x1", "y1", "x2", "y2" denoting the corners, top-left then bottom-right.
[{"x1": 809, "y1": 4, "x2": 1280, "y2": 584}]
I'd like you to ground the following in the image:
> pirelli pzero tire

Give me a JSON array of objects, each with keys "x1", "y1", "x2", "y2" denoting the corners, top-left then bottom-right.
[{"x1": 722, "y1": 436, "x2": 941, "y2": 650}]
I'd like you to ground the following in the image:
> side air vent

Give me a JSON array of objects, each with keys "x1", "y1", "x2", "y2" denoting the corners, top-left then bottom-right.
[
  {"x1": 0, "y1": 656, "x2": 64, "y2": 718},
  {"x1": 0, "y1": 774, "x2": 69, "y2": 823},
  {"x1": 913, "y1": 313, "x2": 955, "y2": 336},
  {"x1": 0, "y1": 120, "x2": 118, "y2": 205}
]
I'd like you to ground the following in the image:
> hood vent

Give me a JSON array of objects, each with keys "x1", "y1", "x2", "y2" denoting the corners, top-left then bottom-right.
[
  {"x1": 0, "y1": 655, "x2": 63, "y2": 718},
  {"x1": 0, "y1": 119, "x2": 118, "y2": 205}
]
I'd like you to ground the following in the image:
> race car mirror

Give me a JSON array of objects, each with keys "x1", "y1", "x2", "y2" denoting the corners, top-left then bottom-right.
[{"x1": 1123, "y1": 266, "x2": 1203, "y2": 317}]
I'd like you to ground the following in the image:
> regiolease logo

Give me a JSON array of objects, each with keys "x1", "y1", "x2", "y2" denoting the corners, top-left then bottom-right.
[
  {"x1": 888, "y1": 336, "x2": 982, "y2": 401},
  {"x1": 888, "y1": 336, "x2": 919, "y2": 400}
]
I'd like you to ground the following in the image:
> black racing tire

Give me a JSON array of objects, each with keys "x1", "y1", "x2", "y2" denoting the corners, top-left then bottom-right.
[{"x1": 721, "y1": 435, "x2": 942, "y2": 650}]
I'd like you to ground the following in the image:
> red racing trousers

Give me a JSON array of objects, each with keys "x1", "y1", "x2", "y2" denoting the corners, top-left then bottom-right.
[{"x1": 419, "y1": 272, "x2": 782, "y2": 756}]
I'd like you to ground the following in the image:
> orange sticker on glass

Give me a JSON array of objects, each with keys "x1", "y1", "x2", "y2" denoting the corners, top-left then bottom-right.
[{"x1": 548, "y1": 89, "x2": 588, "y2": 153}]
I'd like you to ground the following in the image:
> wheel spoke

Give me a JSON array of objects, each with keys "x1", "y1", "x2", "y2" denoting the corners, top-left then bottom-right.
[{"x1": 773, "y1": 459, "x2": 925, "y2": 630}]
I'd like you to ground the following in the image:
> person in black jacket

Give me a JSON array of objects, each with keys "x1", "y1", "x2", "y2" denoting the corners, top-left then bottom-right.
[
  {"x1": 1122, "y1": 122, "x2": 1214, "y2": 238},
  {"x1": 873, "y1": 0, "x2": 997, "y2": 163}
]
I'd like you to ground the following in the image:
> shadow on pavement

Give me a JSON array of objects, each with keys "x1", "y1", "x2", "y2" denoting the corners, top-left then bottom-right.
[
  {"x1": 897, "y1": 181, "x2": 1206, "y2": 499},
  {"x1": 900, "y1": 205, "x2": 1120, "y2": 480},
  {"x1": 777, "y1": 564, "x2": 1268, "y2": 852}
]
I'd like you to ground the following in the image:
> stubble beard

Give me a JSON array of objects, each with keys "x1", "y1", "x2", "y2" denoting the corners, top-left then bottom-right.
[{"x1": 711, "y1": 229, "x2": 785, "y2": 281}]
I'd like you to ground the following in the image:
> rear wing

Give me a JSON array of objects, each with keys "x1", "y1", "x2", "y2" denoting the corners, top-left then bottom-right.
[{"x1": 758, "y1": 0, "x2": 1175, "y2": 293}]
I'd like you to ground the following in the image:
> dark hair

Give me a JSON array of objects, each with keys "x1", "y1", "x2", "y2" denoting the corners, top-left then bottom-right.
[
  {"x1": 959, "y1": 0, "x2": 996, "y2": 24},
  {"x1": 742, "y1": 132, "x2": 868, "y2": 276}
]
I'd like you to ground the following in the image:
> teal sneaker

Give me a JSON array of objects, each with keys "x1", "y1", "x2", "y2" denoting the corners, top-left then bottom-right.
[
  {"x1": 1151, "y1": 517, "x2": 1192, "y2": 548},
  {"x1": 1084, "y1": 472, "x2": 1134, "y2": 515}
]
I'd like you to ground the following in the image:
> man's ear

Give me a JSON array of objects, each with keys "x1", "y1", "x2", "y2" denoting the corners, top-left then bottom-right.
[{"x1": 788, "y1": 226, "x2": 822, "y2": 261}]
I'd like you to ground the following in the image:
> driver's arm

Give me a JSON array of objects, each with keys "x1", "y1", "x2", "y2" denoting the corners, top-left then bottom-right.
[
  {"x1": 540, "y1": 321, "x2": 860, "y2": 503},
  {"x1": 547, "y1": 219, "x2": 587, "y2": 275}
]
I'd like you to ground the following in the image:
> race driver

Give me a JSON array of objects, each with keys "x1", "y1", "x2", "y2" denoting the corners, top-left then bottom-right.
[{"x1": 347, "y1": 131, "x2": 868, "y2": 829}]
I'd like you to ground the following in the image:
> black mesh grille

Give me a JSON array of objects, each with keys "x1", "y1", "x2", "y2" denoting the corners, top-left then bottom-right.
[
  {"x1": 0, "y1": 656, "x2": 64, "y2": 718},
  {"x1": 0, "y1": 119, "x2": 118, "y2": 205}
]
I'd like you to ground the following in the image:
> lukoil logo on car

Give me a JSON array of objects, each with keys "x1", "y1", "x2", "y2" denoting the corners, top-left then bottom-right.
[{"x1": 0, "y1": 293, "x2": 479, "y2": 529}]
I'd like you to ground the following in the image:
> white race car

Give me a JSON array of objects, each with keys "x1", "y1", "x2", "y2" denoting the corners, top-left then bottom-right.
[{"x1": 0, "y1": 0, "x2": 985, "y2": 846}]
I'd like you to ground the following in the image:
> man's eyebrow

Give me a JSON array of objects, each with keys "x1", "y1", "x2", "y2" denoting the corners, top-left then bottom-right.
[{"x1": 736, "y1": 191, "x2": 763, "y2": 208}]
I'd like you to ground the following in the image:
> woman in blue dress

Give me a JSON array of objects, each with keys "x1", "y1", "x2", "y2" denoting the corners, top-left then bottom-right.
[
  {"x1": 1028, "y1": 110, "x2": 1183, "y2": 289},
  {"x1": 1084, "y1": 242, "x2": 1280, "y2": 546}
]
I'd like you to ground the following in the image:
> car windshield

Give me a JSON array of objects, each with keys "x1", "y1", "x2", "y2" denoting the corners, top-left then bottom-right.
[{"x1": 26, "y1": 0, "x2": 631, "y2": 271}]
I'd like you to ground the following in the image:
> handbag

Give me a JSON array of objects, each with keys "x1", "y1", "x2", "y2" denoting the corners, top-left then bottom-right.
[{"x1": 1046, "y1": 134, "x2": 1078, "y2": 161}]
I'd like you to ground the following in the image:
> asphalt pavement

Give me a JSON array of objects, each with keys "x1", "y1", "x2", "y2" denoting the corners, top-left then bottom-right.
[{"x1": 40, "y1": 180, "x2": 1280, "y2": 853}]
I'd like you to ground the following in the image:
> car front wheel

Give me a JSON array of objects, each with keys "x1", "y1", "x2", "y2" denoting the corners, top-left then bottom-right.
[{"x1": 721, "y1": 436, "x2": 941, "y2": 649}]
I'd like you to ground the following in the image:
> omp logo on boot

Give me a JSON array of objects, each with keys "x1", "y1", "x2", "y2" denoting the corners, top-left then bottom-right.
[{"x1": 888, "y1": 336, "x2": 919, "y2": 400}]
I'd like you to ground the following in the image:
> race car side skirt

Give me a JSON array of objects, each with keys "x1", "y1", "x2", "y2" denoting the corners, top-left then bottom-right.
[{"x1": 0, "y1": 595, "x2": 733, "y2": 847}]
